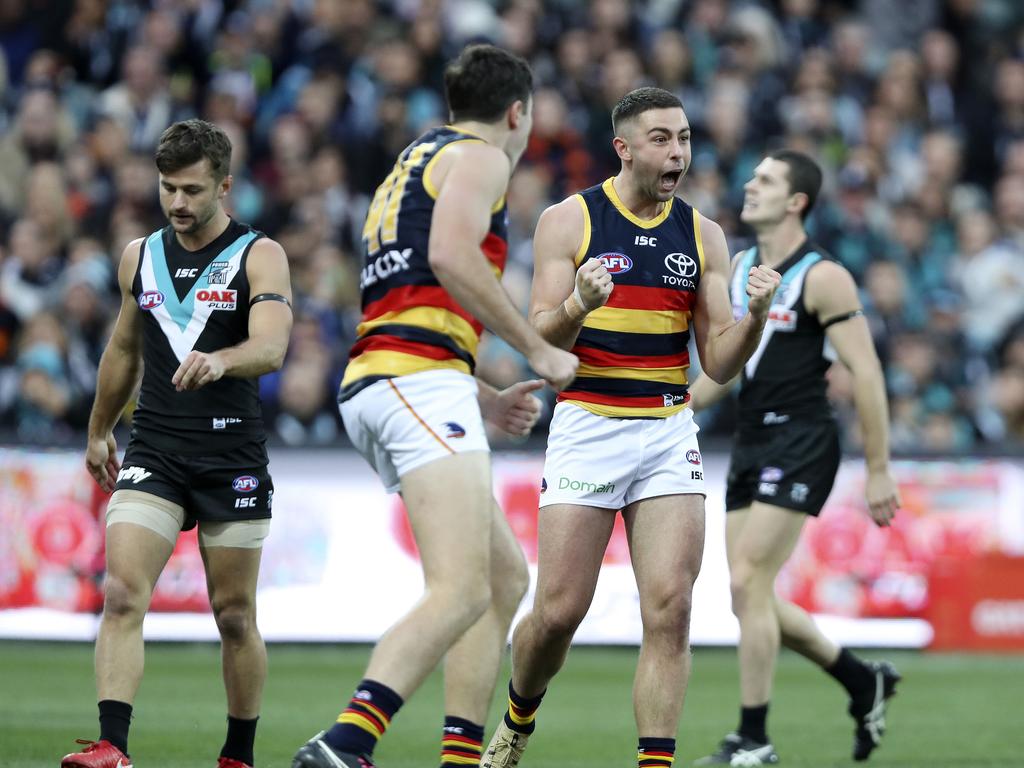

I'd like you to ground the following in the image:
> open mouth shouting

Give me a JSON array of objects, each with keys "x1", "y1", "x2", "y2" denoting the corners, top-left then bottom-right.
[{"x1": 660, "y1": 169, "x2": 683, "y2": 192}]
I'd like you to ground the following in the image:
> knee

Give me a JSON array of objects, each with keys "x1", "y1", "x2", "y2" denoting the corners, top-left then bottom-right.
[
  {"x1": 102, "y1": 574, "x2": 149, "y2": 620},
  {"x1": 643, "y1": 587, "x2": 694, "y2": 643},
  {"x1": 212, "y1": 599, "x2": 258, "y2": 644},
  {"x1": 534, "y1": 597, "x2": 588, "y2": 641},
  {"x1": 443, "y1": 579, "x2": 493, "y2": 630},
  {"x1": 729, "y1": 564, "x2": 770, "y2": 616},
  {"x1": 492, "y1": 553, "x2": 530, "y2": 616}
]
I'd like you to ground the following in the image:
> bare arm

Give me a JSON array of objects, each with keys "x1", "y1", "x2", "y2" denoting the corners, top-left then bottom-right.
[
  {"x1": 691, "y1": 215, "x2": 780, "y2": 382},
  {"x1": 477, "y1": 377, "x2": 544, "y2": 437},
  {"x1": 86, "y1": 239, "x2": 146, "y2": 491},
  {"x1": 528, "y1": 198, "x2": 613, "y2": 349},
  {"x1": 807, "y1": 261, "x2": 900, "y2": 526},
  {"x1": 428, "y1": 142, "x2": 577, "y2": 389},
  {"x1": 687, "y1": 373, "x2": 739, "y2": 413},
  {"x1": 172, "y1": 238, "x2": 293, "y2": 390}
]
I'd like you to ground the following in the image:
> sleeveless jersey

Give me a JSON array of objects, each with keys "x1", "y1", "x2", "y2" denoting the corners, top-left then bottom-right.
[
  {"x1": 730, "y1": 240, "x2": 837, "y2": 428},
  {"x1": 560, "y1": 178, "x2": 705, "y2": 418},
  {"x1": 339, "y1": 126, "x2": 509, "y2": 401},
  {"x1": 131, "y1": 219, "x2": 266, "y2": 453}
]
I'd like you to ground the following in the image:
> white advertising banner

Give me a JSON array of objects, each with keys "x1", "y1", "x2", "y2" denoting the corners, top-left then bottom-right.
[{"x1": 5, "y1": 448, "x2": 1017, "y2": 647}]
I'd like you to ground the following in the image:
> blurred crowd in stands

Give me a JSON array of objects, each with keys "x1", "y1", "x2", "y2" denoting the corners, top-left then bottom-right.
[{"x1": 0, "y1": 0, "x2": 1022, "y2": 452}]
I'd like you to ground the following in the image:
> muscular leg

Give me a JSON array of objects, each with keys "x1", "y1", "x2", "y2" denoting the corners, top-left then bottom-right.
[
  {"x1": 725, "y1": 503, "x2": 806, "y2": 707},
  {"x1": 95, "y1": 521, "x2": 176, "y2": 702},
  {"x1": 624, "y1": 494, "x2": 704, "y2": 736},
  {"x1": 444, "y1": 498, "x2": 530, "y2": 722},
  {"x1": 776, "y1": 596, "x2": 839, "y2": 667},
  {"x1": 201, "y1": 542, "x2": 266, "y2": 718},
  {"x1": 509, "y1": 504, "x2": 616, "y2": 698},
  {"x1": 362, "y1": 451, "x2": 495, "y2": 698}
]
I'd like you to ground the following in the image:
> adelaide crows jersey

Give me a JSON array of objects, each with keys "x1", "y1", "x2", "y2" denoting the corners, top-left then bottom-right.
[
  {"x1": 339, "y1": 126, "x2": 509, "y2": 401},
  {"x1": 131, "y1": 219, "x2": 266, "y2": 453},
  {"x1": 730, "y1": 240, "x2": 837, "y2": 428},
  {"x1": 560, "y1": 179, "x2": 706, "y2": 418}
]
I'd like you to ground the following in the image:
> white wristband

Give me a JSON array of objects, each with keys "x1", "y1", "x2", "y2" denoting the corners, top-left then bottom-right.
[{"x1": 564, "y1": 286, "x2": 588, "y2": 321}]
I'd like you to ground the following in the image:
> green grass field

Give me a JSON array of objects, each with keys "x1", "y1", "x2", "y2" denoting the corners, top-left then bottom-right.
[{"x1": 1, "y1": 642, "x2": 1019, "y2": 767}]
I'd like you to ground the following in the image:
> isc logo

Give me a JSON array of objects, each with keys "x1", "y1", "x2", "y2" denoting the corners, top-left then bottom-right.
[
  {"x1": 175, "y1": 268, "x2": 198, "y2": 278},
  {"x1": 232, "y1": 475, "x2": 259, "y2": 492},
  {"x1": 597, "y1": 252, "x2": 633, "y2": 274},
  {"x1": 138, "y1": 291, "x2": 164, "y2": 310},
  {"x1": 634, "y1": 235, "x2": 658, "y2": 247}
]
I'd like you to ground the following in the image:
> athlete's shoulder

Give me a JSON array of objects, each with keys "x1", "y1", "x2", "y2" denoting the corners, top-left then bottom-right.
[
  {"x1": 538, "y1": 193, "x2": 587, "y2": 233},
  {"x1": 534, "y1": 194, "x2": 588, "y2": 261}
]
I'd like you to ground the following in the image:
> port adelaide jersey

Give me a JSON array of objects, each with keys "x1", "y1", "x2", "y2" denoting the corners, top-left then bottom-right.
[
  {"x1": 729, "y1": 240, "x2": 837, "y2": 429},
  {"x1": 340, "y1": 125, "x2": 509, "y2": 401},
  {"x1": 131, "y1": 219, "x2": 266, "y2": 452},
  {"x1": 560, "y1": 179, "x2": 706, "y2": 418}
]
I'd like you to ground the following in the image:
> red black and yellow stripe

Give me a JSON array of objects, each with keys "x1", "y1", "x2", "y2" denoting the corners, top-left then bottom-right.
[
  {"x1": 336, "y1": 698, "x2": 391, "y2": 739},
  {"x1": 559, "y1": 179, "x2": 706, "y2": 418},
  {"x1": 341, "y1": 126, "x2": 508, "y2": 401},
  {"x1": 638, "y1": 749, "x2": 675, "y2": 767},
  {"x1": 441, "y1": 732, "x2": 484, "y2": 766}
]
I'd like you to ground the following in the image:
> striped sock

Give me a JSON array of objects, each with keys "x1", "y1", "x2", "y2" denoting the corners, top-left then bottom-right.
[
  {"x1": 324, "y1": 679, "x2": 403, "y2": 756},
  {"x1": 502, "y1": 681, "x2": 545, "y2": 735},
  {"x1": 441, "y1": 716, "x2": 484, "y2": 766},
  {"x1": 638, "y1": 737, "x2": 676, "y2": 767}
]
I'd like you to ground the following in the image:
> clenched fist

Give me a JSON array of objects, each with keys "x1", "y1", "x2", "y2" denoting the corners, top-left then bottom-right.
[
  {"x1": 575, "y1": 257, "x2": 614, "y2": 311},
  {"x1": 745, "y1": 265, "x2": 782, "y2": 319}
]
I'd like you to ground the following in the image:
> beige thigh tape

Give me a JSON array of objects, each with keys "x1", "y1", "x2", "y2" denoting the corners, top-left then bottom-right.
[{"x1": 105, "y1": 489, "x2": 186, "y2": 544}]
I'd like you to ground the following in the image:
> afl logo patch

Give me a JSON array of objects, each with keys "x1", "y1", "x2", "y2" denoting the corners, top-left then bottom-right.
[
  {"x1": 444, "y1": 422, "x2": 466, "y2": 439},
  {"x1": 686, "y1": 449, "x2": 701, "y2": 465},
  {"x1": 138, "y1": 291, "x2": 164, "y2": 310},
  {"x1": 597, "y1": 252, "x2": 633, "y2": 274},
  {"x1": 232, "y1": 475, "x2": 259, "y2": 493}
]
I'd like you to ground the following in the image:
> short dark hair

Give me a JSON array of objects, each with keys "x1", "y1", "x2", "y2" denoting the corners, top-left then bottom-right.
[
  {"x1": 444, "y1": 44, "x2": 533, "y2": 123},
  {"x1": 155, "y1": 119, "x2": 232, "y2": 180},
  {"x1": 612, "y1": 87, "x2": 684, "y2": 134},
  {"x1": 768, "y1": 149, "x2": 822, "y2": 220}
]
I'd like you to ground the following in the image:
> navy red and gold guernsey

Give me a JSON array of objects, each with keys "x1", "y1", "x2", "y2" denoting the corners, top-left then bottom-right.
[
  {"x1": 339, "y1": 126, "x2": 509, "y2": 401},
  {"x1": 560, "y1": 178, "x2": 706, "y2": 418}
]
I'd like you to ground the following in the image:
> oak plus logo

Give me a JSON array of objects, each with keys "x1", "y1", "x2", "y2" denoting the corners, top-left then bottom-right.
[
  {"x1": 663, "y1": 252, "x2": 697, "y2": 288},
  {"x1": 196, "y1": 288, "x2": 237, "y2": 310}
]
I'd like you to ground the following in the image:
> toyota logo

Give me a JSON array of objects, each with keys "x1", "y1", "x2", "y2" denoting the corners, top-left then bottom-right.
[{"x1": 664, "y1": 252, "x2": 697, "y2": 278}]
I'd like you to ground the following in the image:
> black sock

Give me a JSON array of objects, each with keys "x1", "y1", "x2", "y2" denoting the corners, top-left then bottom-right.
[
  {"x1": 502, "y1": 681, "x2": 546, "y2": 735},
  {"x1": 826, "y1": 648, "x2": 875, "y2": 698},
  {"x1": 637, "y1": 736, "x2": 676, "y2": 766},
  {"x1": 98, "y1": 699, "x2": 132, "y2": 755},
  {"x1": 738, "y1": 703, "x2": 769, "y2": 744},
  {"x1": 221, "y1": 715, "x2": 259, "y2": 766},
  {"x1": 441, "y1": 716, "x2": 484, "y2": 767}
]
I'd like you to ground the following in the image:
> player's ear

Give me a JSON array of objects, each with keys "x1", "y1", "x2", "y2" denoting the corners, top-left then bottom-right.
[
  {"x1": 613, "y1": 134, "x2": 631, "y2": 162},
  {"x1": 508, "y1": 98, "x2": 526, "y2": 130},
  {"x1": 787, "y1": 191, "x2": 808, "y2": 217},
  {"x1": 219, "y1": 174, "x2": 233, "y2": 199}
]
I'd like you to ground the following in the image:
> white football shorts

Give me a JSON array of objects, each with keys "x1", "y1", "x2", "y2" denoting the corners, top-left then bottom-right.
[
  {"x1": 539, "y1": 402, "x2": 706, "y2": 509},
  {"x1": 340, "y1": 369, "x2": 490, "y2": 493}
]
